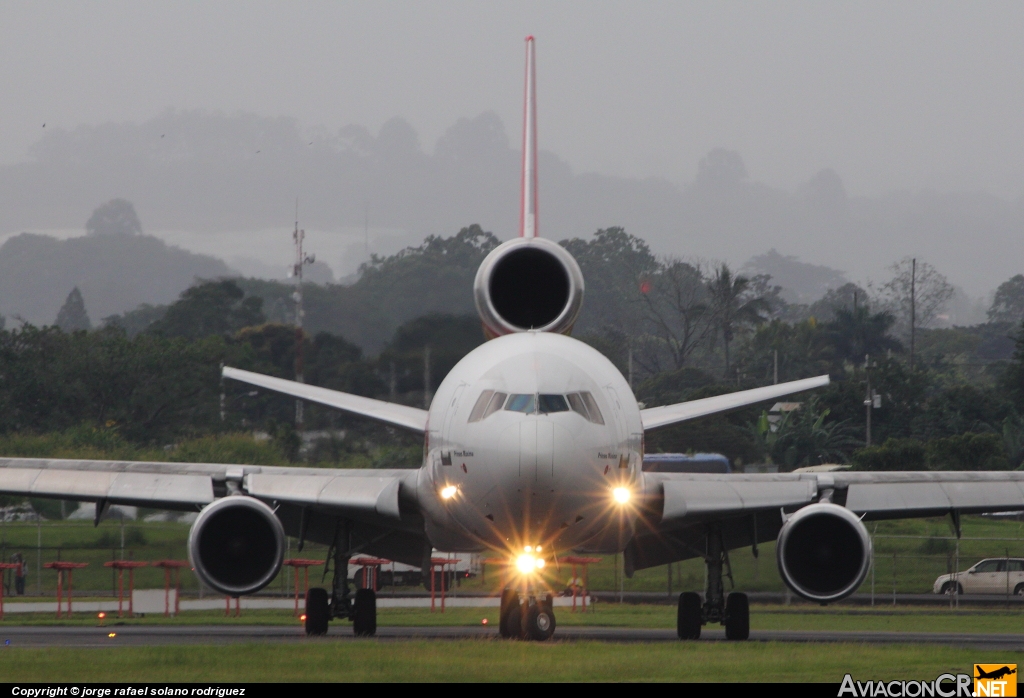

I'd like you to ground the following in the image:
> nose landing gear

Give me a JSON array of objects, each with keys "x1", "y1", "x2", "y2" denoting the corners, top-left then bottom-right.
[
  {"x1": 676, "y1": 525, "x2": 750, "y2": 641},
  {"x1": 499, "y1": 589, "x2": 556, "y2": 641}
]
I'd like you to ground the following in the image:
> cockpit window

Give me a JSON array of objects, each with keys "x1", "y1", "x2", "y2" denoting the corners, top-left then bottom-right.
[
  {"x1": 468, "y1": 390, "x2": 494, "y2": 422},
  {"x1": 468, "y1": 390, "x2": 508, "y2": 422},
  {"x1": 489, "y1": 391, "x2": 603, "y2": 421},
  {"x1": 505, "y1": 394, "x2": 536, "y2": 413},
  {"x1": 538, "y1": 394, "x2": 569, "y2": 413},
  {"x1": 578, "y1": 392, "x2": 605, "y2": 425},
  {"x1": 567, "y1": 393, "x2": 590, "y2": 420},
  {"x1": 483, "y1": 391, "x2": 507, "y2": 419}
]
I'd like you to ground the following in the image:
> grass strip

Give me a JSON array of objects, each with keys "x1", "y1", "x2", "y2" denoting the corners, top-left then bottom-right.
[
  {"x1": 0, "y1": 640, "x2": 1012, "y2": 682},
  {"x1": 3, "y1": 604, "x2": 1024, "y2": 633}
]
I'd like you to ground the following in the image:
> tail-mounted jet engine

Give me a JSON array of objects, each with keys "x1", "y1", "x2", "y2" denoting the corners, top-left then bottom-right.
[
  {"x1": 776, "y1": 502, "x2": 872, "y2": 603},
  {"x1": 188, "y1": 496, "x2": 285, "y2": 597},
  {"x1": 474, "y1": 237, "x2": 585, "y2": 338}
]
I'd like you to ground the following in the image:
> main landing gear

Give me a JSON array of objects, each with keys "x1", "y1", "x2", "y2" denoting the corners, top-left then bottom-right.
[
  {"x1": 304, "y1": 586, "x2": 377, "y2": 637},
  {"x1": 676, "y1": 525, "x2": 749, "y2": 641},
  {"x1": 304, "y1": 525, "x2": 377, "y2": 637},
  {"x1": 499, "y1": 589, "x2": 556, "y2": 641}
]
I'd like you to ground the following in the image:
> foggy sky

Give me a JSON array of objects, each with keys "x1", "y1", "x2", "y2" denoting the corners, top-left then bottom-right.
[
  {"x1": 1, "y1": 2, "x2": 1023, "y2": 308},
  {"x1": 3, "y1": 1, "x2": 1023, "y2": 199}
]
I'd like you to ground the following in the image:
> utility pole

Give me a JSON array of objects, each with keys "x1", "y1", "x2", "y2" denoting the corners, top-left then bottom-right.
[
  {"x1": 773, "y1": 349, "x2": 778, "y2": 385},
  {"x1": 865, "y1": 354, "x2": 872, "y2": 447},
  {"x1": 219, "y1": 362, "x2": 225, "y2": 423},
  {"x1": 909, "y1": 258, "x2": 916, "y2": 372},
  {"x1": 423, "y1": 346, "x2": 432, "y2": 409},
  {"x1": 291, "y1": 204, "x2": 315, "y2": 429},
  {"x1": 863, "y1": 354, "x2": 881, "y2": 446}
]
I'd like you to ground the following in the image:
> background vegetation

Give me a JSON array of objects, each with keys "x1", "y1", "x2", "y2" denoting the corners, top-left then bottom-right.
[{"x1": 2, "y1": 224, "x2": 1024, "y2": 487}]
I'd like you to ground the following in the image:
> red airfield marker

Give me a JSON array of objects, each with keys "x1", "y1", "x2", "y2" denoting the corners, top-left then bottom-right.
[
  {"x1": 103, "y1": 560, "x2": 149, "y2": 618},
  {"x1": 0, "y1": 562, "x2": 22, "y2": 620},
  {"x1": 562, "y1": 557, "x2": 601, "y2": 612},
  {"x1": 151, "y1": 560, "x2": 189, "y2": 616},
  {"x1": 44, "y1": 562, "x2": 88, "y2": 618},
  {"x1": 283, "y1": 558, "x2": 325, "y2": 616}
]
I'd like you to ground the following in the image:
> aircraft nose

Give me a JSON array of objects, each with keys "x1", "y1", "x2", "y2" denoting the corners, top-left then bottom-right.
[{"x1": 500, "y1": 419, "x2": 574, "y2": 481}]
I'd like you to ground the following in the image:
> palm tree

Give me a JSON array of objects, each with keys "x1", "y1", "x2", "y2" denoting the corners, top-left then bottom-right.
[
  {"x1": 824, "y1": 305, "x2": 902, "y2": 366},
  {"x1": 706, "y1": 264, "x2": 770, "y2": 377}
]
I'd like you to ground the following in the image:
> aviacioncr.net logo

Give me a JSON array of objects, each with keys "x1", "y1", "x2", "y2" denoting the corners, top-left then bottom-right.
[{"x1": 838, "y1": 673, "x2": 973, "y2": 697}]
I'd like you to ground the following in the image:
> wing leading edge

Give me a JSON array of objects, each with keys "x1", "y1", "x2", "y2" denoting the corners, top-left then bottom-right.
[
  {"x1": 222, "y1": 366, "x2": 428, "y2": 434},
  {"x1": 639, "y1": 375, "x2": 830, "y2": 431}
]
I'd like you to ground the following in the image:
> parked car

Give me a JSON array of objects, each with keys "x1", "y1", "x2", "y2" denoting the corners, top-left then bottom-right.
[{"x1": 933, "y1": 558, "x2": 1024, "y2": 595}]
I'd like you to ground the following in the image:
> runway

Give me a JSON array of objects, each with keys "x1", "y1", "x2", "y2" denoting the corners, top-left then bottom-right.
[{"x1": 4, "y1": 625, "x2": 1024, "y2": 650}]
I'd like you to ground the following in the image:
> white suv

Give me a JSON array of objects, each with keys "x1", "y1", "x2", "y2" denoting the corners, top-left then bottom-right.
[{"x1": 933, "y1": 558, "x2": 1024, "y2": 595}]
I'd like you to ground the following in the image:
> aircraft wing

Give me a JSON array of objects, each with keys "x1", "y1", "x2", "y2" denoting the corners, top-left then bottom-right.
[
  {"x1": 0, "y1": 457, "x2": 418, "y2": 525},
  {"x1": 646, "y1": 470, "x2": 1024, "y2": 522},
  {"x1": 222, "y1": 366, "x2": 428, "y2": 434},
  {"x1": 638, "y1": 375, "x2": 830, "y2": 431},
  {"x1": 627, "y1": 469, "x2": 1024, "y2": 573}
]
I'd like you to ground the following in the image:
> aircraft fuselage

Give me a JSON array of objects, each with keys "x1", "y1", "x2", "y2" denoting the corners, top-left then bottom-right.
[{"x1": 416, "y1": 331, "x2": 644, "y2": 557}]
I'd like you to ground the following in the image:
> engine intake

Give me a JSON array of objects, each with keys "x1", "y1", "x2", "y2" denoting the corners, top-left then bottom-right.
[
  {"x1": 776, "y1": 502, "x2": 871, "y2": 603},
  {"x1": 474, "y1": 237, "x2": 584, "y2": 337},
  {"x1": 188, "y1": 496, "x2": 285, "y2": 597}
]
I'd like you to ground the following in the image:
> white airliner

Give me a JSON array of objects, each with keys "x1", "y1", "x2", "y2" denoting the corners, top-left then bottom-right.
[{"x1": 4, "y1": 37, "x2": 1024, "y2": 641}]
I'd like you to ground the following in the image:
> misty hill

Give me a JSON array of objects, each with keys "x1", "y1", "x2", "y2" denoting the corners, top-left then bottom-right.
[
  {"x1": 742, "y1": 249, "x2": 849, "y2": 304},
  {"x1": 1, "y1": 110, "x2": 1023, "y2": 295},
  {"x1": 0, "y1": 232, "x2": 234, "y2": 324}
]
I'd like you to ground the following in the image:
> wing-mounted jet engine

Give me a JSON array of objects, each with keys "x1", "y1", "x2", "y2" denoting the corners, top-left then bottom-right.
[
  {"x1": 776, "y1": 502, "x2": 872, "y2": 603},
  {"x1": 474, "y1": 236, "x2": 584, "y2": 338},
  {"x1": 188, "y1": 496, "x2": 286, "y2": 597}
]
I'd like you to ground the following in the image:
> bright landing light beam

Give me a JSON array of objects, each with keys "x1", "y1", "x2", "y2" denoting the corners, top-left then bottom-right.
[{"x1": 515, "y1": 553, "x2": 545, "y2": 574}]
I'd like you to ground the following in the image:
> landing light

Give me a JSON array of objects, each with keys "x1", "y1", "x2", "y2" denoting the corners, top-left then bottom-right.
[
  {"x1": 613, "y1": 487, "x2": 631, "y2": 504},
  {"x1": 515, "y1": 553, "x2": 546, "y2": 574},
  {"x1": 440, "y1": 485, "x2": 458, "y2": 500},
  {"x1": 516, "y1": 553, "x2": 546, "y2": 574}
]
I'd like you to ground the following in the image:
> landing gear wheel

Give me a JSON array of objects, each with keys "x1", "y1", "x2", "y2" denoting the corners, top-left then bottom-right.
[
  {"x1": 499, "y1": 590, "x2": 521, "y2": 639},
  {"x1": 353, "y1": 588, "x2": 377, "y2": 637},
  {"x1": 677, "y1": 592, "x2": 702, "y2": 640},
  {"x1": 724, "y1": 592, "x2": 749, "y2": 641},
  {"x1": 524, "y1": 599, "x2": 556, "y2": 641},
  {"x1": 304, "y1": 587, "x2": 329, "y2": 636}
]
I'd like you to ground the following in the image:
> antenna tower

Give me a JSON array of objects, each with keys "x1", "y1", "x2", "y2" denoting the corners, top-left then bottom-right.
[{"x1": 291, "y1": 201, "x2": 315, "y2": 428}]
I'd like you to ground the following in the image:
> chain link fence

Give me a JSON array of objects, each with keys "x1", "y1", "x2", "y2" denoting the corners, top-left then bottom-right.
[{"x1": 5, "y1": 520, "x2": 1024, "y2": 601}]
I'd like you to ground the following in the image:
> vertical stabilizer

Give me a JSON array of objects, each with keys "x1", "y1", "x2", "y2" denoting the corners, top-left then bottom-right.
[{"x1": 520, "y1": 36, "x2": 538, "y2": 238}]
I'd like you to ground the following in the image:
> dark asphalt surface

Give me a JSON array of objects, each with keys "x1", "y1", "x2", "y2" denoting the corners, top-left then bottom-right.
[{"x1": 4, "y1": 625, "x2": 1024, "y2": 649}]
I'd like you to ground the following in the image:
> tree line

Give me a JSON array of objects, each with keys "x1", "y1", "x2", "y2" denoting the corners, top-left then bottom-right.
[{"x1": 2, "y1": 225, "x2": 1024, "y2": 473}]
